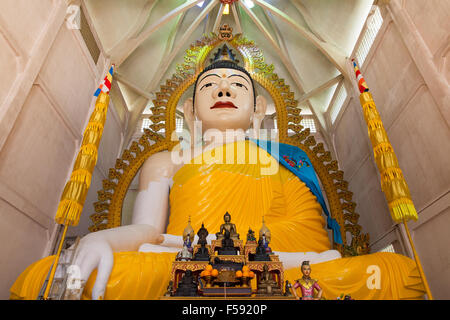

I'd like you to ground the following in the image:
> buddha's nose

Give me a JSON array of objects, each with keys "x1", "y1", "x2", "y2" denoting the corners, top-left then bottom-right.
[{"x1": 215, "y1": 80, "x2": 235, "y2": 99}]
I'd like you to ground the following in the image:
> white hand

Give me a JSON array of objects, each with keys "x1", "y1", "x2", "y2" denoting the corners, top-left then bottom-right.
[
  {"x1": 71, "y1": 224, "x2": 164, "y2": 300},
  {"x1": 72, "y1": 233, "x2": 113, "y2": 300}
]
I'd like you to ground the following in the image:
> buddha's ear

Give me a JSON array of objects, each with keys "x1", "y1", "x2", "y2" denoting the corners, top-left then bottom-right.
[
  {"x1": 183, "y1": 98, "x2": 195, "y2": 134},
  {"x1": 252, "y1": 95, "x2": 267, "y2": 138},
  {"x1": 254, "y1": 95, "x2": 267, "y2": 121}
]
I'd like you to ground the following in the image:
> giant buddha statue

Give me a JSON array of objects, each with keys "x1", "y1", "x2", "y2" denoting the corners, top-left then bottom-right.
[{"x1": 11, "y1": 47, "x2": 425, "y2": 301}]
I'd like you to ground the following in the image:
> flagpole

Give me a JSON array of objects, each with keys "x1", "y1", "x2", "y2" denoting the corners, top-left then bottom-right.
[
  {"x1": 42, "y1": 224, "x2": 69, "y2": 299},
  {"x1": 41, "y1": 65, "x2": 115, "y2": 299},
  {"x1": 402, "y1": 218, "x2": 433, "y2": 299},
  {"x1": 351, "y1": 59, "x2": 433, "y2": 299}
]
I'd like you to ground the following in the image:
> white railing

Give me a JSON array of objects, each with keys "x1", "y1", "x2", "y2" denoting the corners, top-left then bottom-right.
[
  {"x1": 354, "y1": 6, "x2": 384, "y2": 67},
  {"x1": 379, "y1": 244, "x2": 395, "y2": 253},
  {"x1": 330, "y1": 85, "x2": 348, "y2": 124},
  {"x1": 300, "y1": 117, "x2": 317, "y2": 133}
]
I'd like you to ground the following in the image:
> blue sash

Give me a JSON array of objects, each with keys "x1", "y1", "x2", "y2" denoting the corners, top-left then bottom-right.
[{"x1": 250, "y1": 139, "x2": 343, "y2": 245}]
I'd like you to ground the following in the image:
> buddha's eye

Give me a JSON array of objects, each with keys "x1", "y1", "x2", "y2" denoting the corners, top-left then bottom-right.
[
  {"x1": 200, "y1": 82, "x2": 214, "y2": 90},
  {"x1": 233, "y1": 82, "x2": 248, "y2": 90}
]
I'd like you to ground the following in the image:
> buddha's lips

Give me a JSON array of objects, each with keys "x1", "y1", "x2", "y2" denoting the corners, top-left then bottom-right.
[{"x1": 211, "y1": 101, "x2": 238, "y2": 109}]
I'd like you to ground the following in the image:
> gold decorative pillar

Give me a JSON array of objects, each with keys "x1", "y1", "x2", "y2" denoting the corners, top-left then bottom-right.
[
  {"x1": 42, "y1": 66, "x2": 115, "y2": 299},
  {"x1": 352, "y1": 59, "x2": 432, "y2": 299}
]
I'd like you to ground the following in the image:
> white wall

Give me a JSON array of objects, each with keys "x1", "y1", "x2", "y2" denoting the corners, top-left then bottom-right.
[
  {"x1": 0, "y1": 1, "x2": 126, "y2": 299},
  {"x1": 332, "y1": 0, "x2": 450, "y2": 299}
]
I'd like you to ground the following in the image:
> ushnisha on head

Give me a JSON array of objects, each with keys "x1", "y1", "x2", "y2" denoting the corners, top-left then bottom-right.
[{"x1": 183, "y1": 47, "x2": 267, "y2": 134}]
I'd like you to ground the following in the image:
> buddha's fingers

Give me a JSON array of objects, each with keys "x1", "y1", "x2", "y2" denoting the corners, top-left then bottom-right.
[
  {"x1": 275, "y1": 250, "x2": 342, "y2": 269},
  {"x1": 91, "y1": 250, "x2": 114, "y2": 300},
  {"x1": 148, "y1": 230, "x2": 164, "y2": 245},
  {"x1": 160, "y1": 234, "x2": 183, "y2": 248},
  {"x1": 138, "y1": 243, "x2": 180, "y2": 253},
  {"x1": 77, "y1": 251, "x2": 99, "y2": 285}
]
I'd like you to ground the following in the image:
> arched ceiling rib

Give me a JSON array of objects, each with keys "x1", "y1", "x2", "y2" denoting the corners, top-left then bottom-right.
[
  {"x1": 110, "y1": 0, "x2": 206, "y2": 65},
  {"x1": 253, "y1": 0, "x2": 349, "y2": 80}
]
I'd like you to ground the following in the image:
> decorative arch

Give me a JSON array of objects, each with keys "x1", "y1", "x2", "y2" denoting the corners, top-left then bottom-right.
[{"x1": 89, "y1": 33, "x2": 369, "y2": 257}]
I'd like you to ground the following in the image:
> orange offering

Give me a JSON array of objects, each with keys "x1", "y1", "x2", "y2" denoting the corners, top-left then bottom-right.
[
  {"x1": 211, "y1": 269, "x2": 219, "y2": 277},
  {"x1": 249, "y1": 271, "x2": 255, "y2": 278},
  {"x1": 235, "y1": 270, "x2": 243, "y2": 278},
  {"x1": 242, "y1": 265, "x2": 249, "y2": 272},
  {"x1": 205, "y1": 265, "x2": 213, "y2": 271}
]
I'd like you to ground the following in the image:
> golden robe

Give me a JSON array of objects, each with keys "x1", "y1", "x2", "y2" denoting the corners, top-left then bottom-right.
[{"x1": 11, "y1": 140, "x2": 425, "y2": 300}]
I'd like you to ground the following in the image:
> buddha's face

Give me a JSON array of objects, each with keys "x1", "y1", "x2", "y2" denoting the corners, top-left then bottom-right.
[
  {"x1": 224, "y1": 214, "x2": 230, "y2": 222},
  {"x1": 187, "y1": 68, "x2": 264, "y2": 132}
]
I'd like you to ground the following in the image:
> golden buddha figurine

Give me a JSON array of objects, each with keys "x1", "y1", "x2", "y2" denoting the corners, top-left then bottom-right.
[
  {"x1": 216, "y1": 212, "x2": 239, "y2": 241},
  {"x1": 11, "y1": 49, "x2": 426, "y2": 301},
  {"x1": 256, "y1": 264, "x2": 282, "y2": 296}
]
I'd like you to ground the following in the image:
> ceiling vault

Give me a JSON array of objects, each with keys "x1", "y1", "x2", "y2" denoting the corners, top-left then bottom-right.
[
  {"x1": 106, "y1": 0, "x2": 157, "y2": 59},
  {"x1": 231, "y1": 2, "x2": 242, "y2": 34},
  {"x1": 239, "y1": 0, "x2": 307, "y2": 93},
  {"x1": 82, "y1": 0, "x2": 374, "y2": 145},
  {"x1": 115, "y1": 73, "x2": 155, "y2": 101},
  {"x1": 213, "y1": 3, "x2": 225, "y2": 34},
  {"x1": 297, "y1": 74, "x2": 344, "y2": 105},
  {"x1": 254, "y1": 0, "x2": 350, "y2": 80},
  {"x1": 146, "y1": 0, "x2": 219, "y2": 92},
  {"x1": 290, "y1": 0, "x2": 327, "y2": 43},
  {"x1": 111, "y1": 0, "x2": 205, "y2": 66}
]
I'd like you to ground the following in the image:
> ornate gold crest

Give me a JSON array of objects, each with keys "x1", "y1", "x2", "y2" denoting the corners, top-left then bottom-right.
[{"x1": 219, "y1": 24, "x2": 233, "y2": 41}]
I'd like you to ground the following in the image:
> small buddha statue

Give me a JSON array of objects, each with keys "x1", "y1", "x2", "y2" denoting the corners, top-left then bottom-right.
[
  {"x1": 193, "y1": 223, "x2": 210, "y2": 261},
  {"x1": 197, "y1": 223, "x2": 208, "y2": 245},
  {"x1": 217, "y1": 229, "x2": 238, "y2": 255},
  {"x1": 216, "y1": 212, "x2": 239, "y2": 240},
  {"x1": 246, "y1": 228, "x2": 256, "y2": 243},
  {"x1": 174, "y1": 270, "x2": 198, "y2": 297},
  {"x1": 284, "y1": 280, "x2": 293, "y2": 296},
  {"x1": 164, "y1": 280, "x2": 174, "y2": 297},
  {"x1": 176, "y1": 241, "x2": 193, "y2": 261},
  {"x1": 256, "y1": 264, "x2": 282, "y2": 296},
  {"x1": 252, "y1": 238, "x2": 271, "y2": 261},
  {"x1": 261, "y1": 233, "x2": 272, "y2": 254}
]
